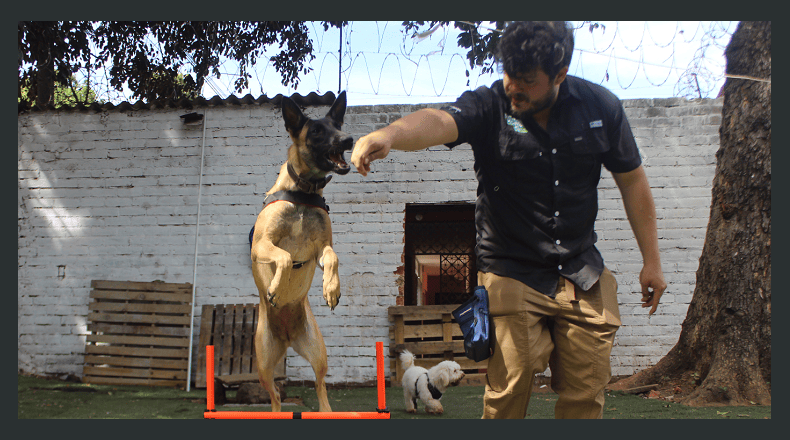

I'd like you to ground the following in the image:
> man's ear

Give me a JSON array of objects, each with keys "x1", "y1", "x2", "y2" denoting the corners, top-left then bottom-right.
[
  {"x1": 554, "y1": 66, "x2": 569, "y2": 86},
  {"x1": 281, "y1": 96, "x2": 308, "y2": 137}
]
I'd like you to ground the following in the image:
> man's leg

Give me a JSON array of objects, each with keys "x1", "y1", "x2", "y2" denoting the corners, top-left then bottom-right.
[
  {"x1": 549, "y1": 268, "x2": 621, "y2": 419},
  {"x1": 480, "y1": 272, "x2": 557, "y2": 419}
]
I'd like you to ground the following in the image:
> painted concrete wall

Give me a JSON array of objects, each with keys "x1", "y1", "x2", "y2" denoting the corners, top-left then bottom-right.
[{"x1": 18, "y1": 96, "x2": 722, "y2": 383}]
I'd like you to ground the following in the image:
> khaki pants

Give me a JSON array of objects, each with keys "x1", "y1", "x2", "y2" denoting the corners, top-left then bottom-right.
[{"x1": 479, "y1": 269, "x2": 621, "y2": 419}]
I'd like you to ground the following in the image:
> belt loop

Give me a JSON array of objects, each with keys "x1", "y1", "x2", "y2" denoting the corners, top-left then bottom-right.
[{"x1": 564, "y1": 277, "x2": 578, "y2": 303}]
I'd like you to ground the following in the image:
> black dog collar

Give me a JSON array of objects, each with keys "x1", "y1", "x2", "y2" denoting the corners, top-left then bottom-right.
[{"x1": 287, "y1": 163, "x2": 332, "y2": 194}]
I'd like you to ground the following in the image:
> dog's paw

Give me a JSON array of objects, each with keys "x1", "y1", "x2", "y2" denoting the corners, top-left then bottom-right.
[
  {"x1": 323, "y1": 287, "x2": 341, "y2": 310},
  {"x1": 267, "y1": 288, "x2": 278, "y2": 307}
]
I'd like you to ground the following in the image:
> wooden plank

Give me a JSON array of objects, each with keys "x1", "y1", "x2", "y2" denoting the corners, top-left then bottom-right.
[
  {"x1": 389, "y1": 341, "x2": 463, "y2": 356},
  {"x1": 86, "y1": 334, "x2": 190, "y2": 348},
  {"x1": 388, "y1": 304, "x2": 459, "y2": 319},
  {"x1": 232, "y1": 305, "x2": 243, "y2": 375},
  {"x1": 87, "y1": 311, "x2": 190, "y2": 326},
  {"x1": 84, "y1": 355, "x2": 187, "y2": 370},
  {"x1": 402, "y1": 323, "x2": 464, "y2": 339},
  {"x1": 85, "y1": 344, "x2": 188, "y2": 359},
  {"x1": 242, "y1": 304, "x2": 256, "y2": 375},
  {"x1": 83, "y1": 376, "x2": 186, "y2": 387},
  {"x1": 84, "y1": 366, "x2": 187, "y2": 380},
  {"x1": 90, "y1": 289, "x2": 192, "y2": 303},
  {"x1": 212, "y1": 304, "x2": 224, "y2": 378},
  {"x1": 91, "y1": 280, "x2": 193, "y2": 293},
  {"x1": 393, "y1": 315, "x2": 404, "y2": 344},
  {"x1": 221, "y1": 305, "x2": 234, "y2": 376},
  {"x1": 89, "y1": 302, "x2": 192, "y2": 315},
  {"x1": 88, "y1": 323, "x2": 190, "y2": 338}
]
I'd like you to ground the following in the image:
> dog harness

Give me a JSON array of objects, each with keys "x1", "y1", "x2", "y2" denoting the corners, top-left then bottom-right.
[
  {"x1": 262, "y1": 190, "x2": 329, "y2": 213},
  {"x1": 415, "y1": 372, "x2": 443, "y2": 401},
  {"x1": 248, "y1": 191, "x2": 330, "y2": 269}
]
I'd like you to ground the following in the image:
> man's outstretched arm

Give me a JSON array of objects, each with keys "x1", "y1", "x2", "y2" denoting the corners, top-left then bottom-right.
[{"x1": 350, "y1": 108, "x2": 459, "y2": 176}]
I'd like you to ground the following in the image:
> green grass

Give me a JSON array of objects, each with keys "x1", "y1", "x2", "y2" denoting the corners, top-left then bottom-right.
[{"x1": 18, "y1": 374, "x2": 770, "y2": 419}]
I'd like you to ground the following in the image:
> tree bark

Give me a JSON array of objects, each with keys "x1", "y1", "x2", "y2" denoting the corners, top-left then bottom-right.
[{"x1": 611, "y1": 21, "x2": 771, "y2": 406}]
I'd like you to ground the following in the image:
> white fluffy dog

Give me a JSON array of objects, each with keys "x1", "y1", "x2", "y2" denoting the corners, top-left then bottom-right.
[{"x1": 400, "y1": 349, "x2": 465, "y2": 414}]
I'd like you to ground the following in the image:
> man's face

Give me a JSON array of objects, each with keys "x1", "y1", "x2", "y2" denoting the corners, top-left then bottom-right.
[{"x1": 503, "y1": 68, "x2": 565, "y2": 118}]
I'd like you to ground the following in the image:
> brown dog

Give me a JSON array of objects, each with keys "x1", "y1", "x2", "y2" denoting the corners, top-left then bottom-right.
[{"x1": 250, "y1": 92, "x2": 352, "y2": 412}]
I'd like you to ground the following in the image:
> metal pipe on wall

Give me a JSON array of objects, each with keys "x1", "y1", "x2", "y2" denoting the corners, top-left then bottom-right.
[{"x1": 186, "y1": 109, "x2": 208, "y2": 392}]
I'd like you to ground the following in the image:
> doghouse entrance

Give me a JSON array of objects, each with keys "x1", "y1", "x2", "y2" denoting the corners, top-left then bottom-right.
[{"x1": 404, "y1": 203, "x2": 476, "y2": 306}]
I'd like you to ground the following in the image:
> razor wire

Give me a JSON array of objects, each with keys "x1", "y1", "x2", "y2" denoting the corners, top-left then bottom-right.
[{"x1": 66, "y1": 21, "x2": 737, "y2": 105}]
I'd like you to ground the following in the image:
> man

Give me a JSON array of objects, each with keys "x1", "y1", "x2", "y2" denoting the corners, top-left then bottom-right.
[{"x1": 351, "y1": 21, "x2": 666, "y2": 419}]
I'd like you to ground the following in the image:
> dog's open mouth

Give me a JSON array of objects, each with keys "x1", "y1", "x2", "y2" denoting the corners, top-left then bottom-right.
[{"x1": 326, "y1": 149, "x2": 351, "y2": 175}]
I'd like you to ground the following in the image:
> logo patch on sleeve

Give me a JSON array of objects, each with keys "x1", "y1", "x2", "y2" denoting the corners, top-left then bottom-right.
[{"x1": 589, "y1": 120, "x2": 603, "y2": 128}]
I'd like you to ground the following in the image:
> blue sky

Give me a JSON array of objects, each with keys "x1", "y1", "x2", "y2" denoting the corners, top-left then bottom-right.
[{"x1": 197, "y1": 21, "x2": 738, "y2": 105}]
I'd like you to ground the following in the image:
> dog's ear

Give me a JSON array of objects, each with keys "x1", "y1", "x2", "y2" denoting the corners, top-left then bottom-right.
[
  {"x1": 281, "y1": 96, "x2": 308, "y2": 138},
  {"x1": 438, "y1": 368, "x2": 451, "y2": 387},
  {"x1": 326, "y1": 91, "x2": 347, "y2": 126}
]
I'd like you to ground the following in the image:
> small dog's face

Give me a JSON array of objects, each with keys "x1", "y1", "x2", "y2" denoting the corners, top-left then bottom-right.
[
  {"x1": 436, "y1": 360, "x2": 466, "y2": 387},
  {"x1": 282, "y1": 92, "x2": 354, "y2": 175}
]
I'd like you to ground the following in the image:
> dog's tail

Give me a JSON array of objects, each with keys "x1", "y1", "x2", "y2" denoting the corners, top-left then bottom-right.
[{"x1": 399, "y1": 349, "x2": 415, "y2": 370}]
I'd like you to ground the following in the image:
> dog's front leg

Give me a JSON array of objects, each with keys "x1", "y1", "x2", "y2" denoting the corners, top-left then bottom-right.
[
  {"x1": 251, "y1": 239, "x2": 292, "y2": 307},
  {"x1": 318, "y1": 245, "x2": 340, "y2": 310}
]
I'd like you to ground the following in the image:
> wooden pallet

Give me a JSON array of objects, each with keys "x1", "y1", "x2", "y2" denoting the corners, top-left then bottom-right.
[
  {"x1": 388, "y1": 305, "x2": 488, "y2": 387},
  {"x1": 83, "y1": 280, "x2": 193, "y2": 388},
  {"x1": 195, "y1": 303, "x2": 285, "y2": 388}
]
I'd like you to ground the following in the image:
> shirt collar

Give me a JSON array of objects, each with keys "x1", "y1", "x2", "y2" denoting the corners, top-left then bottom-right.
[{"x1": 557, "y1": 75, "x2": 582, "y2": 105}]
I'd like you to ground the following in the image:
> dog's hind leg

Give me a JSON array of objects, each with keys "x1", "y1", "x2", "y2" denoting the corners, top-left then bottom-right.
[
  {"x1": 318, "y1": 244, "x2": 341, "y2": 310},
  {"x1": 404, "y1": 388, "x2": 417, "y2": 413},
  {"x1": 254, "y1": 306, "x2": 288, "y2": 412},
  {"x1": 291, "y1": 301, "x2": 332, "y2": 412}
]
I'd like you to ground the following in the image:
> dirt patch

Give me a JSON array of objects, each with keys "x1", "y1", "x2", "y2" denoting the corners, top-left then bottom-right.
[{"x1": 608, "y1": 371, "x2": 701, "y2": 403}]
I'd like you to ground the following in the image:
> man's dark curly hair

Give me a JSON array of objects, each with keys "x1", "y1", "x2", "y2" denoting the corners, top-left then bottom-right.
[{"x1": 496, "y1": 21, "x2": 574, "y2": 79}]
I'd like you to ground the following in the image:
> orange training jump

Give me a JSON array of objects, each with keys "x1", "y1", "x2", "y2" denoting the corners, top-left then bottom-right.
[{"x1": 203, "y1": 342, "x2": 390, "y2": 419}]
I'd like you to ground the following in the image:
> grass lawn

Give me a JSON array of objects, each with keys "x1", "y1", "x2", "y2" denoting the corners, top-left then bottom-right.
[{"x1": 18, "y1": 374, "x2": 770, "y2": 420}]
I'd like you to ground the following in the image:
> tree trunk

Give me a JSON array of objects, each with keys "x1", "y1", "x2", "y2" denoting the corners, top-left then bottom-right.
[{"x1": 611, "y1": 21, "x2": 771, "y2": 407}]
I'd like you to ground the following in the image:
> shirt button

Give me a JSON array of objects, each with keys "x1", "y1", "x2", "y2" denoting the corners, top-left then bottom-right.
[
  {"x1": 539, "y1": 151, "x2": 543, "y2": 156},
  {"x1": 558, "y1": 265, "x2": 563, "y2": 270},
  {"x1": 555, "y1": 239, "x2": 561, "y2": 245},
  {"x1": 554, "y1": 180, "x2": 559, "y2": 186},
  {"x1": 554, "y1": 211, "x2": 560, "y2": 217},
  {"x1": 552, "y1": 148, "x2": 557, "y2": 154},
  {"x1": 494, "y1": 186, "x2": 499, "y2": 191}
]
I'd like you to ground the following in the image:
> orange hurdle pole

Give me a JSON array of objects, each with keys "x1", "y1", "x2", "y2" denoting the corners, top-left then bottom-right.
[
  {"x1": 376, "y1": 341, "x2": 387, "y2": 412},
  {"x1": 203, "y1": 342, "x2": 390, "y2": 419},
  {"x1": 206, "y1": 345, "x2": 215, "y2": 412}
]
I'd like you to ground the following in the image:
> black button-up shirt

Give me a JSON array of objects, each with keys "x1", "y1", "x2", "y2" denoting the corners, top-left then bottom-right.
[{"x1": 441, "y1": 75, "x2": 642, "y2": 297}]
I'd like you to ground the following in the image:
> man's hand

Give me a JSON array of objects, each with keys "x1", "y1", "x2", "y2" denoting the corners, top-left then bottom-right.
[
  {"x1": 640, "y1": 264, "x2": 666, "y2": 315},
  {"x1": 350, "y1": 131, "x2": 393, "y2": 177}
]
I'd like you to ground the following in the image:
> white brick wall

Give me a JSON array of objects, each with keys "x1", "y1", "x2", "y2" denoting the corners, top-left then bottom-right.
[{"x1": 18, "y1": 96, "x2": 722, "y2": 382}]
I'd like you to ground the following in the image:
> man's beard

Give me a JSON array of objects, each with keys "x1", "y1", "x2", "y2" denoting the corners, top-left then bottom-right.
[{"x1": 509, "y1": 87, "x2": 557, "y2": 119}]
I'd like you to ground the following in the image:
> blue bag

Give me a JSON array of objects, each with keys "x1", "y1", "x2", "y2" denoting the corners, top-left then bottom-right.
[{"x1": 452, "y1": 286, "x2": 492, "y2": 362}]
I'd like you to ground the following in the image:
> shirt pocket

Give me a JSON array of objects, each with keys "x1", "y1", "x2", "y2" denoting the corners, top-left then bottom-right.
[
  {"x1": 567, "y1": 126, "x2": 609, "y2": 183},
  {"x1": 569, "y1": 126, "x2": 610, "y2": 155},
  {"x1": 497, "y1": 126, "x2": 542, "y2": 161}
]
